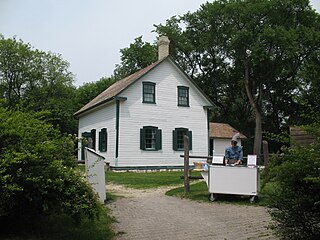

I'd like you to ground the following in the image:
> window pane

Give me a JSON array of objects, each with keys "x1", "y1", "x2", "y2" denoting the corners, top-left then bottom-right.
[
  {"x1": 177, "y1": 129, "x2": 187, "y2": 149},
  {"x1": 178, "y1": 87, "x2": 189, "y2": 106},
  {"x1": 145, "y1": 128, "x2": 156, "y2": 149},
  {"x1": 143, "y1": 83, "x2": 155, "y2": 103}
]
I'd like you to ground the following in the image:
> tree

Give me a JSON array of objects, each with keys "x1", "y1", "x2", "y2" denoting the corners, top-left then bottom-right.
[
  {"x1": 75, "y1": 76, "x2": 116, "y2": 109},
  {"x1": 0, "y1": 106, "x2": 100, "y2": 224},
  {"x1": 155, "y1": 0, "x2": 320, "y2": 155},
  {"x1": 113, "y1": 36, "x2": 157, "y2": 80},
  {"x1": 0, "y1": 35, "x2": 78, "y2": 133},
  {"x1": 263, "y1": 124, "x2": 320, "y2": 239}
]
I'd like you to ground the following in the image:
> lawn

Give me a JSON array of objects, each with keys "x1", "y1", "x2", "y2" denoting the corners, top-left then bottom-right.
[
  {"x1": 106, "y1": 170, "x2": 195, "y2": 189},
  {"x1": 105, "y1": 169, "x2": 268, "y2": 206}
]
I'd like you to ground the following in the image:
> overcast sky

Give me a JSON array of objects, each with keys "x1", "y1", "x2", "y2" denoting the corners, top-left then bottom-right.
[{"x1": 1, "y1": 0, "x2": 320, "y2": 87}]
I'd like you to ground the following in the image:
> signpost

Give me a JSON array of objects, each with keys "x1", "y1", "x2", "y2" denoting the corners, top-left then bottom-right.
[{"x1": 183, "y1": 135, "x2": 190, "y2": 193}]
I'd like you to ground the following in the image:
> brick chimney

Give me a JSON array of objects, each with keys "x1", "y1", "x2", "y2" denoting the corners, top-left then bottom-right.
[{"x1": 157, "y1": 36, "x2": 170, "y2": 60}]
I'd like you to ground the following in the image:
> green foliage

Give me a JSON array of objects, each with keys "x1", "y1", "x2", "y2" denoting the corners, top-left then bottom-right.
[
  {"x1": 0, "y1": 36, "x2": 78, "y2": 133},
  {"x1": 154, "y1": 0, "x2": 320, "y2": 153},
  {"x1": 263, "y1": 126, "x2": 320, "y2": 239},
  {"x1": 75, "y1": 76, "x2": 116, "y2": 109},
  {"x1": 113, "y1": 36, "x2": 157, "y2": 80},
  {"x1": 0, "y1": 106, "x2": 100, "y2": 224},
  {"x1": 0, "y1": 205, "x2": 115, "y2": 240}
]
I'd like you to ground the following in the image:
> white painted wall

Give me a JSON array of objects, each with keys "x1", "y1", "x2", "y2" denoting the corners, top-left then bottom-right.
[
  {"x1": 78, "y1": 102, "x2": 116, "y2": 164},
  {"x1": 78, "y1": 59, "x2": 212, "y2": 166},
  {"x1": 116, "y1": 60, "x2": 211, "y2": 166}
]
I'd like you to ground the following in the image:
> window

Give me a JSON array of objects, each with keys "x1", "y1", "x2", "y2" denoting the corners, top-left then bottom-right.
[
  {"x1": 140, "y1": 126, "x2": 162, "y2": 150},
  {"x1": 91, "y1": 129, "x2": 96, "y2": 150},
  {"x1": 143, "y1": 82, "x2": 156, "y2": 103},
  {"x1": 173, "y1": 128, "x2": 192, "y2": 151},
  {"x1": 81, "y1": 131, "x2": 94, "y2": 160},
  {"x1": 99, "y1": 128, "x2": 107, "y2": 152},
  {"x1": 178, "y1": 86, "x2": 189, "y2": 107}
]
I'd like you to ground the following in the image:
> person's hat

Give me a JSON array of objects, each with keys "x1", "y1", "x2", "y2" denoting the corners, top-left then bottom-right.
[{"x1": 231, "y1": 133, "x2": 240, "y2": 142}]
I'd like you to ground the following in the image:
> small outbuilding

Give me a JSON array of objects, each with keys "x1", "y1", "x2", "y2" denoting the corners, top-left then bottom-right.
[{"x1": 209, "y1": 122, "x2": 246, "y2": 156}]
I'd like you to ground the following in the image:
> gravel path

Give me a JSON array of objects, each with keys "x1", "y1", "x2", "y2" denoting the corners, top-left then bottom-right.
[{"x1": 108, "y1": 182, "x2": 277, "y2": 240}]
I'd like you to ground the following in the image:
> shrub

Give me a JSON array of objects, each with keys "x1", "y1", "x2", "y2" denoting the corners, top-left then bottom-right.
[
  {"x1": 263, "y1": 126, "x2": 320, "y2": 239},
  {"x1": 0, "y1": 106, "x2": 100, "y2": 226}
]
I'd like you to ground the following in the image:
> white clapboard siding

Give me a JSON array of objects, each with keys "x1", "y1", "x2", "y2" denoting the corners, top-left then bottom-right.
[
  {"x1": 116, "y1": 60, "x2": 211, "y2": 166},
  {"x1": 78, "y1": 102, "x2": 116, "y2": 163}
]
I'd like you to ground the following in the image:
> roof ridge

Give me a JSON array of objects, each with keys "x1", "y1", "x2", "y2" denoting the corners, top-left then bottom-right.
[{"x1": 74, "y1": 57, "x2": 167, "y2": 117}]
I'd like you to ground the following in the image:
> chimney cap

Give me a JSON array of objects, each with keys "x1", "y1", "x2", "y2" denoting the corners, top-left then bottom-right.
[
  {"x1": 157, "y1": 36, "x2": 170, "y2": 60},
  {"x1": 157, "y1": 36, "x2": 170, "y2": 46}
]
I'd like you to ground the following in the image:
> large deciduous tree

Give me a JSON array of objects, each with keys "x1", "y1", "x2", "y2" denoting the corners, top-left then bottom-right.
[
  {"x1": 0, "y1": 35, "x2": 77, "y2": 133},
  {"x1": 113, "y1": 36, "x2": 157, "y2": 80},
  {"x1": 155, "y1": 0, "x2": 320, "y2": 155},
  {"x1": 75, "y1": 76, "x2": 116, "y2": 109}
]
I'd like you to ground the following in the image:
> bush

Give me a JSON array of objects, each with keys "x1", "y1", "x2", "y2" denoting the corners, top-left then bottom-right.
[
  {"x1": 0, "y1": 106, "x2": 100, "y2": 228},
  {"x1": 263, "y1": 126, "x2": 320, "y2": 239}
]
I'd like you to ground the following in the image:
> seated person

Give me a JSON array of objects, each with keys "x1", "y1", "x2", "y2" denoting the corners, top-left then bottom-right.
[{"x1": 224, "y1": 133, "x2": 243, "y2": 165}]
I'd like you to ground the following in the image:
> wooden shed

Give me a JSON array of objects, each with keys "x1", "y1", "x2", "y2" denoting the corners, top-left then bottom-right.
[
  {"x1": 289, "y1": 126, "x2": 316, "y2": 146},
  {"x1": 209, "y1": 123, "x2": 246, "y2": 156}
]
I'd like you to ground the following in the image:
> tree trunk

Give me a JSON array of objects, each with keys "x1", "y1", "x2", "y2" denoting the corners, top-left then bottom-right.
[
  {"x1": 244, "y1": 60, "x2": 262, "y2": 156},
  {"x1": 253, "y1": 110, "x2": 262, "y2": 156}
]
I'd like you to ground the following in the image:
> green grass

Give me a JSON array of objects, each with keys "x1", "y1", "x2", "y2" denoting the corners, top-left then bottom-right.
[
  {"x1": 166, "y1": 178, "x2": 269, "y2": 206},
  {"x1": 105, "y1": 169, "x2": 267, "y2": 205},
  {"x1": 106, "y1": 170, "x2": 202, "y2": 189},
  {"x1": 79, "y1": 164, "x2": 270, "y2": 206}
]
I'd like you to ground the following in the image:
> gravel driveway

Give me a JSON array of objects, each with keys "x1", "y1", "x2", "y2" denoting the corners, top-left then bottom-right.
[{"x1": 108, "y1": 183, "x2": 277, "y2": 240}]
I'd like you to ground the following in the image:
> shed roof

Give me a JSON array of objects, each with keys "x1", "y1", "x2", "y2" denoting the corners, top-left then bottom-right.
[{"x1": 210, "y1": 122, "x2": 246, "y2": 139}]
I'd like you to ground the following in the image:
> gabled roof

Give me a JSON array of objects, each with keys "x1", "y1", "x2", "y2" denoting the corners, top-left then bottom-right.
[
  {"x1": 74, "y1": 58, "x2": 165, "y2": 117},
  {"x1": 75, "y1": 56, "x2": 214, "y2": 117},
  {"x1": 210, "y1": 122, "x2": 246, "y2": 139}
]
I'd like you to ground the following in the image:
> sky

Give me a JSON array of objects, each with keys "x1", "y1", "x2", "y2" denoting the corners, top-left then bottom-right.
[{"x1": 1, "y1": 0, "x2": 320, "y2": 87}]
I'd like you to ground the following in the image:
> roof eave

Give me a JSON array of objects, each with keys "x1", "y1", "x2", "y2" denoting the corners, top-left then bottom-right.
[{"x1": 74, "y1": 96, "x2": 128, "y2": 118}]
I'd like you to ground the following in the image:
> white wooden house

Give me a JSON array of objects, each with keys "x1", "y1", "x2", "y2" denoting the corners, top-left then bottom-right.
[
  {"x1": 74, "y1": 36, "x2": 214, "y2": 167},
  {"x1": 209, "y1": 122, "x2": 246, "y2": 156}
]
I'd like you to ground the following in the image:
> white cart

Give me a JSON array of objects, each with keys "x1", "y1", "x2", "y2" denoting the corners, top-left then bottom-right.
[{"x1": 201, "y1": 165, "x2": 260, "y2": 202}]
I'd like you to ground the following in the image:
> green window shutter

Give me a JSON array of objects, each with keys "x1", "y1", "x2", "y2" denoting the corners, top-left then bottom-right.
[
  {"x1": 101, "y1": 128, "x2": 107, "y2": 152},
  {"x1": 81, "y1": 131, "x2": 91, "y2": 160},
  {"x1": 156, "y1": 129, "x2": 162, "y2": 150},
  {"x1": 173, "y1": 129, "x2": 177, "y2": 150},
  {"x1": 91, "y1": 129, "x2": 96, "y2": 150},
  {"x1": 98, "y1": 131, "x2": 102, "y2": 151},
  {"x1": 98, "y1": 128, "x2": 107, "y2": 152},
  {"x1": 188, "y1": 130, "x2": 192, "y2": 150},
  {"x1": 140, "y1": 128, "x2": 146, "y2": 150}
]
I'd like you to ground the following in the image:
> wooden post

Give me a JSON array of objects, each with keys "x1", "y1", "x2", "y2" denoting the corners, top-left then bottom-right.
[
  {"x1": 262, "y1": 140, "x2": 269, "y2": 166},
  {"x1": 184, "y1": 135, "x2": 190, "y2": 193}
]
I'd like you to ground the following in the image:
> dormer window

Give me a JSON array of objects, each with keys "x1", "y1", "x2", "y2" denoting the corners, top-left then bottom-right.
[
  {"x1": 178, "y1": 86, "x2": 189, "y2": 107},
  {"x1": 143, "y1": 82, "x2": 156, "y2": 104}
]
